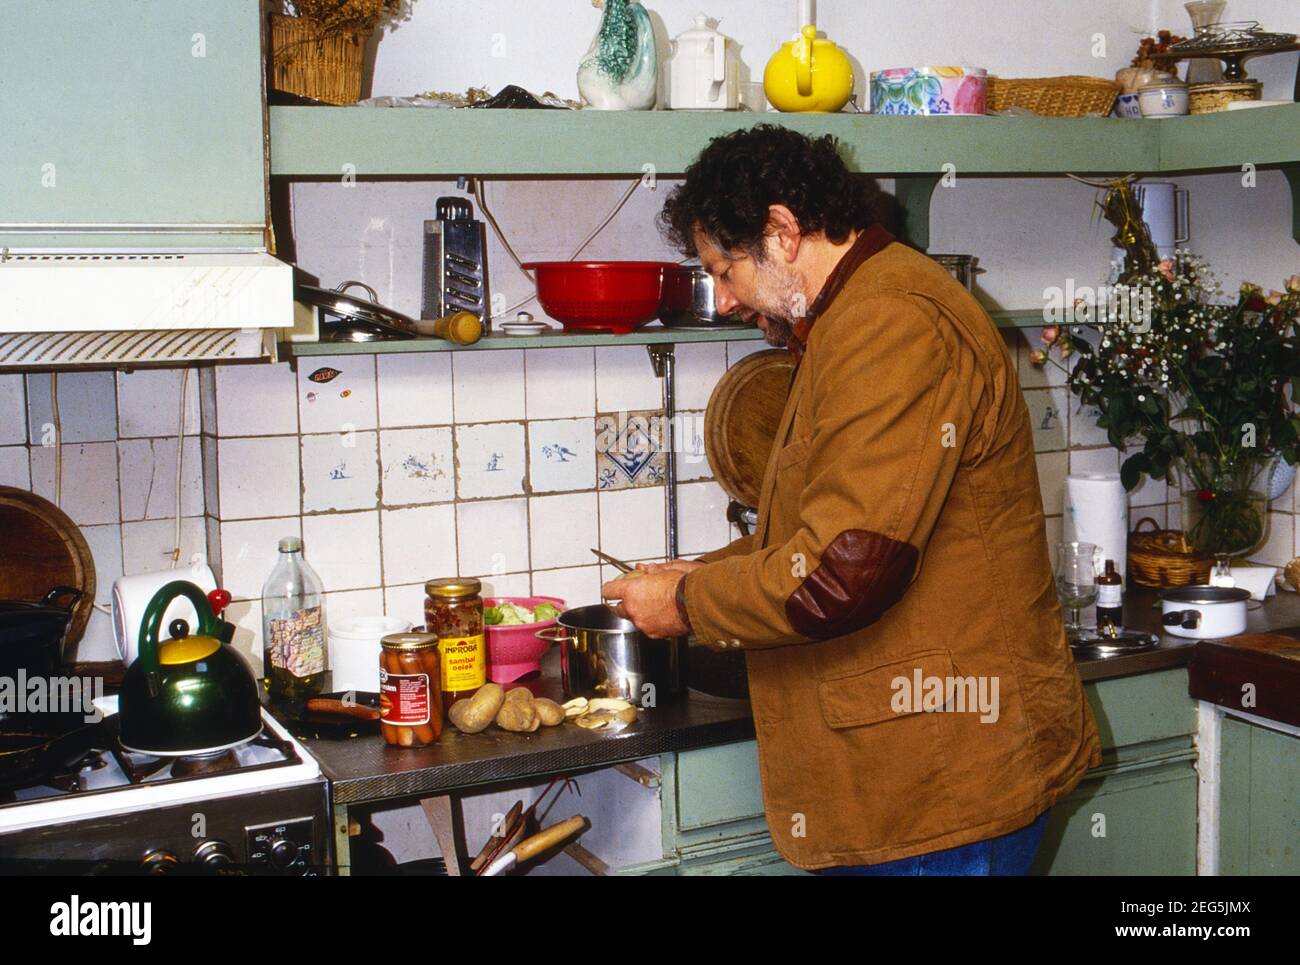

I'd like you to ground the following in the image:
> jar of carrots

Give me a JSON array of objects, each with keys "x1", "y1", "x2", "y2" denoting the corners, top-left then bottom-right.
[{"x1": 378, "y1": 631, "x2": 443, "y2": 747}]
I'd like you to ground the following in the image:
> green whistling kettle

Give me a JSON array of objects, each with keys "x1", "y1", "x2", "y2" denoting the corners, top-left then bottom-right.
[{"x1": 119, "y1": 580, "x2": 262, "y2": 755}]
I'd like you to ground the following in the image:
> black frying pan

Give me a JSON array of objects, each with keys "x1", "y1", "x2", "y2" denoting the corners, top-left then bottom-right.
[{"x1": 0, "y1": 712, "x2": 109, "y2": 788}]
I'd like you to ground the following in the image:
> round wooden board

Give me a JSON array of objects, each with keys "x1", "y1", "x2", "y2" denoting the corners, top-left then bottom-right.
[
  {"x1": 0, "y1": 485, "x2": 96, "y2": 652},
  {"x1": 703, "y1": 349, "x2": 795, "y2": 509}
]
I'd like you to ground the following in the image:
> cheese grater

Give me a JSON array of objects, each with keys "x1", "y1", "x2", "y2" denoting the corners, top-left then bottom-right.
[{"x1": 421, "y1": 196, "x2": 491, "y2": 329}]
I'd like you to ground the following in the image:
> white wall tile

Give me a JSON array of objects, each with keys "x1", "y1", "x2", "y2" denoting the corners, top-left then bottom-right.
[
  {"x1": 1024, "y1": 388, "x2": 1068, "y2": 452},
  {"x1": 727, "y1": 341, "x2": 770, "y2": 366},
  {"x1": 118, "y1": 437, "x2": 204, "y2": 521},
  {"x1": 527, "y1": 418, "x2": 595, "y2": 493},
  {"x1": 0, "y1": 374, "x2": 26, "y2": 445},
  {"x1": 457, "y1": 498, "x2": 529, "y2": 576},
  {"x1": 595, "y1": 345, "x2": 662, "y2": 413},
  {"x1": 455, "y1": 422, "x2": 526, "y2": 498},
  {"x1": 524, "y1": 347, "x2": 595, "y2": 420},
  {"x1": 302, "y1": 511, "x2": 382, "y2": 591},
  {"x1": 214, "y1": 361, "x2": 299, "y2": 436},
  {"x1": 219, "y1": 517, "x2": 301, "y2": 601},
  {"x1": 298, "y1": 356, "x2": 378, "y2": 434},
  {"x1": 381, "y1": 504, "x2": 457, "y2": 586},
  {"x1": 116, "y1": 368, "x2": 200, "y2": 438},
  {"x1": 379, "y1": 426, "x2": 455, "y2": 505},
  {"x1": 1035, "y1": 451, "x2": 1068, "y2": 516},
  {"x1": 222, "y1": 599, "x2": 264, "y2": 673},
  {"x1": 675, "y1": 410, "x2": 712, "y2": 481},
  {"x1": 377, "y1": 352, "x2": 454, "y2": 428},
  {"x1": 453, "y1": 349, "x2": 525, "y2": 423},
  {"x1": 26, "y1": 372, "x2": 118, "y2": 444},
  {"x1": 121, "y1": 517, "x2": 207, "y2": 577},
  {"x1": 530, "y1": 565, "x2": 599, "y2": 608},
  {"x1": 79, "y1": 523, "x2": 123, "y2": 608},
  {"x1": 302, "y1": 431, "x2": 380, "y2": 513},
  {"x1": 0, "y1": 446, "x2": 30, "y2": 488},
  {"x1": 598, "y1": 487, "x2": 666, "y2": 562},
  {"x1": 1256, "y1": 511, "x2": 1294, "y2": 567},
  {"x1": 384, "y1": 582, "x2": 429, "y2": 629},
  {"x1": 323, "y1": 588, "x2": 386, "y2": 627},
  {"x1": 1069, "y1": 446, "x2": 1119, "y2": 476},
  {"x1": 480, "y1": 572, "x2": 533, "y2": 597},
  {"x1": 29, "y1": 442, "x2": 120, "y2": 525},
  {"x1": 678, "y1": 481, "x2": 731, "y2": 557},
  {"x1": 529, "y1": 492, "x2": 598, "y2": 570},
  {"x1": 217, "y1": 436, "x2": 301, "y2": 520},
  {"x1": 1070, "y1": 401, "x2": 1111, "y2": 448},
  {"x1": 674, "y1": 341, "x2": 727, "y2": 410}
]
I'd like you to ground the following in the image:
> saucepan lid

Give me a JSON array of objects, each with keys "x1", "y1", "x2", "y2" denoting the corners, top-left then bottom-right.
[{"x1": 296, "y1": 281, "x2": 417, "y2": 341}]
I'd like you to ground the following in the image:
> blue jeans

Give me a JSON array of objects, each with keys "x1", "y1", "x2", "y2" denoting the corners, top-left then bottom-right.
[{"x1": 817, "y1": 810, "x2": 1050, "y2": 876}]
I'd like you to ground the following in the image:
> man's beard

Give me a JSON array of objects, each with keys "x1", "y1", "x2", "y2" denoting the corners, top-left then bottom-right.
[{"x1": 748, "y1": 260, "x2": 804, "y2": 347}]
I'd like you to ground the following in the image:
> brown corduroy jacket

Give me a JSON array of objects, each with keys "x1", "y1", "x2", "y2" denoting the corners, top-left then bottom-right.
[{"x1": 683, "y1": 227, "x2": 1102, "y2": 870}]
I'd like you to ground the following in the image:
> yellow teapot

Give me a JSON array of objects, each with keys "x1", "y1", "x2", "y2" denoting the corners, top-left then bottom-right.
[{"x1": 763, "y1": 25, "x2": 854, "y2": 113}]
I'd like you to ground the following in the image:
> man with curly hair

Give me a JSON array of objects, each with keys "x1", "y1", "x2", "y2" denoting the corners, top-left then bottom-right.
[{"x1": 603, "y1": 125, "x2": 1101, "y2": 875}]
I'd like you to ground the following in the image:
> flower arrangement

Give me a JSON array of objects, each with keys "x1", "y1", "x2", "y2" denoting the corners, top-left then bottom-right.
[{"x1": 1032, "y1": 181, "x2": 1300, "y2": 568}]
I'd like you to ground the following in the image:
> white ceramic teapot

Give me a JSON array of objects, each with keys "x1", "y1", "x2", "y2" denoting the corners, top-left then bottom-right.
[{"x1": 668, "y1": 14, "x2": 740, "y2": 110}]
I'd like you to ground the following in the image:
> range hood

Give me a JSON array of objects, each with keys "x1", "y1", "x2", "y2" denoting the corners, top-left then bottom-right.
[{"x1": 0, "y1": 250, "x2": 293, "y2": 369}]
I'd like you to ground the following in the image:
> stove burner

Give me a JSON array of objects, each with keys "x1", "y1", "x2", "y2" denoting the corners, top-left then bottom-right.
[{"x1": 171, "y1": 750, "x2": 240, "y2": 779}]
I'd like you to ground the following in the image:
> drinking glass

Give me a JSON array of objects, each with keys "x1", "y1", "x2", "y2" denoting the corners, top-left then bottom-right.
[{"x1": 1055, "y1": 541, "x2": 1099, "y2": 640}]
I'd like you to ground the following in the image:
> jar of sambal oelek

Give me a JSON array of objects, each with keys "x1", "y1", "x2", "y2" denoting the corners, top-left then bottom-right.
[
  {"x1": 378, "y1": 631, "x2": 443, "y2": 747},
  {"x1": 424, "y1": 577, "x2": 486, "y2": 709}
]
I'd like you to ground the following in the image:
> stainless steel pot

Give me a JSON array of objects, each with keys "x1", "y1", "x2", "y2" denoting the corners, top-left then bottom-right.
[
  {"x1": 657, "y1": 266, "x2": 748, "y2": 329},
  {"x1": 929, "y1": 254, "x2": 983, "y2": 292},
  {"x1": 1159, "y1": 585, "x2": 1250, "y2": 639},
  {"x1": 536, "y1": 605, "x2": 686, "y2": 703}
]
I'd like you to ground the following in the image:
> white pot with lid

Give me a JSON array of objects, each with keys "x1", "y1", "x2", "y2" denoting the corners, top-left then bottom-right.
[
  {"x1": 668, "y1": 14, "x2": 741, "y2": 110},
  {"x1": 1159, "y1": 585, "x2": 1250, "y2": 639}
]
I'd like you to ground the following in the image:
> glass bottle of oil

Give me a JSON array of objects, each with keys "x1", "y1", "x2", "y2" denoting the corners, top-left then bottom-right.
[{"x1": 262, "y1": 536, "x2": 326, "y2": 699}]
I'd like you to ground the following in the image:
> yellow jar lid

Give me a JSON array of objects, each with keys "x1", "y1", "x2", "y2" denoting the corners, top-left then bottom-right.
[
  {"x1": 425, "y1": 577, "x2": 482, "y2": 600},
  {"x1": 381, "y1": 631, "x2": 439, "y2": 651},
  {"x1": 159, "y1": 635, "x2": 221, "y2": 665}
]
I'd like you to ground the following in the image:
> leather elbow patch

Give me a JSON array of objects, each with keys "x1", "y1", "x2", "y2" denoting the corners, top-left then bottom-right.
[{"x1": 785, "y1": 530, "x2": 919, "y2": 639}]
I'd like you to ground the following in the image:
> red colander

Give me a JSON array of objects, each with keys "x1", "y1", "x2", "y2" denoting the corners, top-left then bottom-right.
[{"x1": 523, "y1": 261, "x2": 676, "y2": 334}]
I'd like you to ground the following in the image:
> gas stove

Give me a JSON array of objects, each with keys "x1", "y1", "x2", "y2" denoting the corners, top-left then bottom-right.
[{"x1": 0, "y1": 699, "x2": 330, "y2": 875}]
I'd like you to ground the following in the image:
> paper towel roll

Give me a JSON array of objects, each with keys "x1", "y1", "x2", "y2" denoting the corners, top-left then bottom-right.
[
  {"x1": 112, "y1": 565, "x2": 217, "y2": 666},
  {"x1": 1063, "y1": 473, "x2": 1129, "y2": 583}
]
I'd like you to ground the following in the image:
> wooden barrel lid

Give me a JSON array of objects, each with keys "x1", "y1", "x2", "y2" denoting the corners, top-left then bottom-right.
[
  {"x1": 0, "y1": 485, "x2": 96, "y2": 652},
  {"x1": 704, "y1": 350, "x2": 795, "y2": 508}
]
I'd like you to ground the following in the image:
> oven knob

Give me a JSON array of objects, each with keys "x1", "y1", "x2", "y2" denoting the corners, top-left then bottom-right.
[
  {"x1": 141, "y1": 849, "x2": 179, "y2": 874},
  {"x1": 267, "y1": 836, "x2": 301, "y2": 869},
  {"x1": 193, "y1": 840, "x2": 236, "y2": 867}
]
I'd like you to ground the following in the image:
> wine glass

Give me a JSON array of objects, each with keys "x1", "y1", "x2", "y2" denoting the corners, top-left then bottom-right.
[{"x1": 1055, "y1": 541, "x2": 1099, "y2": 640}]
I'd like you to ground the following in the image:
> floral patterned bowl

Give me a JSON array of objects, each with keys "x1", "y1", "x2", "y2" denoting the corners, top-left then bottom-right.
[{"x1": 869, "y1": 66, "x2": 987, "y2": 115}]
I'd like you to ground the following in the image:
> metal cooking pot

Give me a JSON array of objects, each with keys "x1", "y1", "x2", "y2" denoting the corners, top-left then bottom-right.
[
  {"x1": 1159, "y1": 585, "x2": 1251, "y2": 639},
  {"x1": 929, "y1": 254, "x2": 984, "y2": 292},
  {"x1": 0, "y1": 587, "x2": 83, "y2": 681},
  {"x1": 536, "y1": 605, "x2": 686, "y2": 703},
  {"x1": 657, "y1": 266, "x2": 748, "y2": 329}
]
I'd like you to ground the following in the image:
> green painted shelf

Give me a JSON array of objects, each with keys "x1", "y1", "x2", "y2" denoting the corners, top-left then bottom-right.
[
  {"x1": 279, "y1": 311, "x2": 1045, "y2": 357},
  {"x1": 268, "y1": 103, "x2": 1300, "y2": 178}
]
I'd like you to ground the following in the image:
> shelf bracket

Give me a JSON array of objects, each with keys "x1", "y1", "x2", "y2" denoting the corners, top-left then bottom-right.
[
  {"x1": 1285, "y1": 164, "x2": 1300, "y2": 246},
  {"x1": 893, "y1": 175, "x2": 941, "y2": 250}
]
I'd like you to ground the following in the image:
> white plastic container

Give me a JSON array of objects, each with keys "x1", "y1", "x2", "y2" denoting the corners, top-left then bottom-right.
[{"x1": 329, "y1": 615, "x2": 412, "y2": 693}]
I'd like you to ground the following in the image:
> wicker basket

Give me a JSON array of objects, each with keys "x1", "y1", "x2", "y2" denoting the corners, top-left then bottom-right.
[
  {"x1": 1188, "y1": 81, "x2": 1262, "y2": 115},
  {"x1": 1284, "y1": 557, "x2": 1300, "y2": 592},
  {"x1": 271, "y1": 14, "x2": 369, "y2": 105},
  {"x1": 1127, "y1": 516, "x2": 1214, "y2": 588},
  {"x1": 986, "y1": 75, "x2": 1120, "y2": 117}
]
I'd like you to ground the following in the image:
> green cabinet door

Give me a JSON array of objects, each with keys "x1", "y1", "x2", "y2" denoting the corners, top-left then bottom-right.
[
  {"x1": 0, "y1": 0, "x2": 267, "y2": 249},
  {"x1": 1219, "y1": 716, "x2": 1300, "y2": 875}
]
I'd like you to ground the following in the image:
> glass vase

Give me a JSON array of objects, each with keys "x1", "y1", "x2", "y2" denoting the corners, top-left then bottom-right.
[{"x1": 1178, "y1": 475, "x2": 1268, "y2": 584}]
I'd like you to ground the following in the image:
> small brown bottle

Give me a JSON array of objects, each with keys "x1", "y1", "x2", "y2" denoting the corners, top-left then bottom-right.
[{"x1": 1096, "y1": 559, "x2": 1123, "y2": 630}]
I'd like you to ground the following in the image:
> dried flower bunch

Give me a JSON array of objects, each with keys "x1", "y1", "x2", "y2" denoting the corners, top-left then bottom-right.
[
  {"x1": 1131, "y1": 30, "x2": 1188, "y2": 69},
  {"x1": 287, "y1": 0, "x2": 403, "y2": 35}
]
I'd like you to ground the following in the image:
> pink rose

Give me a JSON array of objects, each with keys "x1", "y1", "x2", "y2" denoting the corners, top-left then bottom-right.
[
  {"x1": 1265, "y1": 290, "x2": 1284, "y2": 306},
  {"x1": 1040, "y1": 325, "x2": 1059, "y2": 345},
  {"x1": 1028, "y1": 348, "x2": 1048, "y2": 365},
  {"x1": 1158, "y1": 259, "x2": 1175, "y2": 283},
  {"x1": 1286, "y1": 274, "x2": 1300, "y2": 293}
]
